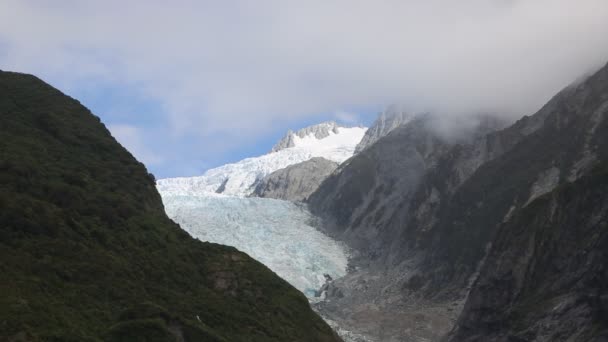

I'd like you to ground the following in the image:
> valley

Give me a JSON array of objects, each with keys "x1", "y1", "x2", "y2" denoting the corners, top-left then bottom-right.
[
  {"x1": 2, "y1": 62, "x2": 607, "y2": 341},
  {"x1": 3, "y1": 3, "x2": 608, "y2": 342},
  {"x1": 156, "y1": 62, "x2": 608, "y2": 341}
]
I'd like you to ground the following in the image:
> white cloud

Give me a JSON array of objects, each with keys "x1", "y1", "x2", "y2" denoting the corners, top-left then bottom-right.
[
  {"x1": 107, "y1": 124, "x2": 164, "y2": 166},
  {"x1": 334, "y1": 111, "x2": 360, "y2": 125},
  {"x1": 1, "y1": 0, "x2": 607, "y2": 173}
]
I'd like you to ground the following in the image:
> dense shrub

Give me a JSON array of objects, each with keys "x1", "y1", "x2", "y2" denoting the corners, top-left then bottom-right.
[{"x1": 0, "y1": 71, "x2": 339, "y2": 341}]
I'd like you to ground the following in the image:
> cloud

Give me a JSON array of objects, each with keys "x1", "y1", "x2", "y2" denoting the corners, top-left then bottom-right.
[
  {"x1": 334, "y1": 111, "x2": 360, "y2": 125},
  {"x1": 1, "y1": 0, "x2": 607, "y2": 175},
  {"x1": 107, "y1": 124, "x2": 164, "y2": 166}
]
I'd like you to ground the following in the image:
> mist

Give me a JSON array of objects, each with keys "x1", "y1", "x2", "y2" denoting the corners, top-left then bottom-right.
[{"x1": 1, "y1": 0, "x2": 607, "y2": 175}]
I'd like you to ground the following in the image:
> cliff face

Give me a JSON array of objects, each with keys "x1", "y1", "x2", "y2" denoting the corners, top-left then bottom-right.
[
  {"x1": 444, "y1": 65, "x2": 608, "y2": 342},
  {"x1": 251, "y1": 157, "x2": 338, "y2": 202},
  {"x1": 308, "y1": 62, "x2": 608, "y2": 341},
  {"x1": 0, "y1": 71, "x2": 340, "y2": 342},
  {"x1": 309, "y1": 114, "x2": 504, "y2": 256},
  {"x1": 408, "y1": 62, "x2": 608, "y2": 300},
  {"x1": 309, "y1": 115, "x2": 448, "y2": 252},
  {"x1": 448, "y1": 165, "x2": 608, "y2": 342}
]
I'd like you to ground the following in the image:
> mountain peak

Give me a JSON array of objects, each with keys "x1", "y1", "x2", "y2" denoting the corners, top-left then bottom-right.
[
  {"x1": 354, "y1": 106, "x2": 414, "y2": 153},
  {"x1": 159, "y1": 121, "x2": 366, "y2": 197},
  {"x1": 271, "y1": 121, "x2": 344, "y2": 153}
]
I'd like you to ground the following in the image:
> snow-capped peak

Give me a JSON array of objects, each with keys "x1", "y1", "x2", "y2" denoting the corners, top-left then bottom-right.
[
  {"x1": 157, "y1": 122, "x2": 367, "y2": 197},
  {"x1": 271, "y1": 121, "x2": 342, "y2": 152}
]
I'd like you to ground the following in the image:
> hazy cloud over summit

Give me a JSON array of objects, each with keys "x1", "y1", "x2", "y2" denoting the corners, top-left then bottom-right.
[{"x1": 1, "y1": 0, "x2": 607, "y2": 175}]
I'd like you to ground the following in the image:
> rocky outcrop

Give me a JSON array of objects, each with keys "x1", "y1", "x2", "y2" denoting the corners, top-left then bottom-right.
[
  {"x1": 271, "y1": 121, "x2": 341, "y2": 152},
  {"x1": 251, "y1": 157, "x2": 338, "y2": 202},
  {"x1": 354, "y1": 106, "x2": 413, "y2": 153}
]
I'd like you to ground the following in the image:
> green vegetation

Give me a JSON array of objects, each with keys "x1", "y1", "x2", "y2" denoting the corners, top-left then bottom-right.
[{"x1": 0, "y1": 71, "x2": 339, "y2": 341}]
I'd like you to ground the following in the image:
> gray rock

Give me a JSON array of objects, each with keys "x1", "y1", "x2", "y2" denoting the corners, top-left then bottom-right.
[
  {"x1": 444, "y1": 60, "x2": 608, "y2": 342},
  {"x1": 448, "y1": 167, "x2": 608, "y2": 342},
  {"x1": 309, "y1": 113, "x2": 505, "y2": 255},
  {"x1": 251, "y1": 157, "x2": 338, "y2": 202},
  {"x1": 307, "y1": 61, "x2": 608, "y2": 341},
  {"x1": 309, "y1": 113, "x2": 505, "y2": 341},
  {"x1": 354, "y1": 106, "x2": 413, "y2": 153}
]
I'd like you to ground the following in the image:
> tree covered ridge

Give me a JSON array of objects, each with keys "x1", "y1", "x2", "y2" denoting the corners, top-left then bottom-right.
[{"x1": 0, "y1": 71, "x2": 340, "y2": 342}]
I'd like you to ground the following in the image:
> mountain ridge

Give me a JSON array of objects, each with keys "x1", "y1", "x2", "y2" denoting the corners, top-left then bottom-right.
[
  {"x1": 448, "y1": 162, "x2": 608, "y2": 341},
  {"x1": 271, "y1": 121, "x2": 343, "y2": 153},
  {"x1": 307, "y1": 62, "x2": 608, "y2": 341},
  {"x1": 157, "y1": 122, "x2": 366, "y2": 197},
  {"x1": 0, "y1": 70, "x2": 341, "y2": 342}
]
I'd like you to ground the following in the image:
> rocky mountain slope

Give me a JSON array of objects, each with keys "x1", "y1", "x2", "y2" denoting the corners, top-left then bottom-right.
[
  {"x1": 354, "y1": 106, "x2": 413, "y2": 153},
  {"x1": 252, "y1": 157, "x2": 339, "y2": 202},
  {"x1": 309, "y1": 114, "x2": 505, "y2": 255},
  {"x1": 448, "y1": 163, "x2": 608, "y2": 342},
  {"x1": 407, "y1": 62, "x2": 608, "y2": 301},
  {"x1": 157, "y1": 122, "x2": 366, "y2": 197},
  {"x1": 0, "y1": 70, "x2": 341, "y2": 342},
  {"x1": 309, "y1": 114, "x2": 506, "y2": 341},
  {"x1": 308, "y1": 62, "x2": 608, "y2": 341}
]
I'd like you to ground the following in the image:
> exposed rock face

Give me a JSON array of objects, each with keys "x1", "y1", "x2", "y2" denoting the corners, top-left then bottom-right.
[
  {"x1": 251, "y1": 157, "x2": 338, "y2": 202},
  {"x1": 443, "y1": 63, "x2": 608, "y2": 342},
  {"x1": 354, "y1": 106, "x2": 413, "y2": 153},
  {"x1": 309, "y1": 114, "x2": 504, "y2": 255},
  {"x1": 271, "y1": 121, "x2": 341, "y2": 152},
  {"x1": 407, "y1": 62, "x2": 608, "y2": 301},
  {"x1": 308, "y1": 62, "x2": 608, "y2": 341},
  {"x1": 448, "y1": 165, "x2": 608, "y2": 342},
  {"x1": 310, "y1": 114, "x2": 506, "y2": 340},
  {"x1": 158, "y1": 122, "x2": 365, "y2": 197}
]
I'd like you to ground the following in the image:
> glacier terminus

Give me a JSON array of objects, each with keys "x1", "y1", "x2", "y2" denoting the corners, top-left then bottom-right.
[{"x1": 157, "y1": 122, "x2": 367, "y2": 296}]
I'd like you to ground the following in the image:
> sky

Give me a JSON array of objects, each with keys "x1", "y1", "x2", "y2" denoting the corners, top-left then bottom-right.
[{"x1": 1, "y1": 1, "x2": 608, "y2": 178}]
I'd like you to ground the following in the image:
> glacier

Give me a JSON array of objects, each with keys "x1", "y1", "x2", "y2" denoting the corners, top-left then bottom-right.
[
  {"x1": 157, "y1": 122, "x2": 366, "y2": 197},
  {"x1": 158, "y1": 120, "x2": 370, "y2": 341},
  {"x1": 161, "y1": 193, "x2": 349, "y2": 297}
]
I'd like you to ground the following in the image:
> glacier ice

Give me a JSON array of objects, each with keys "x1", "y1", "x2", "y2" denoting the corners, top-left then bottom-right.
[
  {"x1": 157, "y1": 124, "x2": 366, "y2": 197},
  {"x1": 157, "y1": 121, "x2": 369, "y2": 339},
  {"x1": 161, "y1": 193, "x2": 349, "y2": 297}
]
